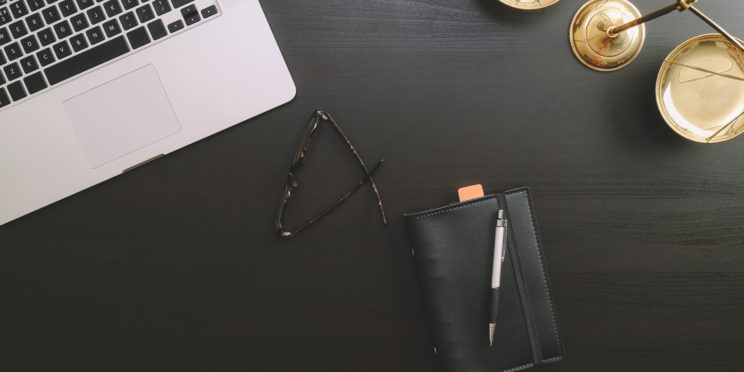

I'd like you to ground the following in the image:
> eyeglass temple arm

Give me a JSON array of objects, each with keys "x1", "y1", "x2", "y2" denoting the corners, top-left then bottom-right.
[
  {"x1": 608, "y1": 0, "x2": 744, "y2": 54},
  {"x1": 282, "y1": 158, "x2": 384, "y2": 237},
  {"x1": 320, "y1": 111, "x2": 387, "y2": 225}
]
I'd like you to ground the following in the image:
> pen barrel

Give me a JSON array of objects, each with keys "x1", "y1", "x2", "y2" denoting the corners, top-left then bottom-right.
[
  {"x1": 491, "y1": 226, "x2": 505, "y2": 287},
  {"x1": 490, "y1": 287, "x2": 501, "y2": 324}
]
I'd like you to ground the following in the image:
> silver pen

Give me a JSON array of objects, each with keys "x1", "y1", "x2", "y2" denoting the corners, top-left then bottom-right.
[{"x1": 489, "y1": 210, "x2": 507, "y2": 347}]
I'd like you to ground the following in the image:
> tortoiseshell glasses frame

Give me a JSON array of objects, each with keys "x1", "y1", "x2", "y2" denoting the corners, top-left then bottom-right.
[{"x1": 275, "y1": 110, "x2": 387, "y2": 238}]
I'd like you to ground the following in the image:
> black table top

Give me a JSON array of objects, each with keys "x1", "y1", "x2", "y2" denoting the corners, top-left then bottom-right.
[{"x1": 3, "y1": 0, "x2": 744, "y2": 371}]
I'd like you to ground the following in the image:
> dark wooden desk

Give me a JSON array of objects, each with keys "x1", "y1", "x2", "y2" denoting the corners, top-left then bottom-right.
[{"x1": 2, "y1": 0, "x2": 744, "y2": 370}]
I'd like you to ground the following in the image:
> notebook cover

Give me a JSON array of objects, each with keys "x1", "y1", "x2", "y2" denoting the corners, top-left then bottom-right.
[{"x1": 403, "y1": 187, "x2": 564, "y2": 372}]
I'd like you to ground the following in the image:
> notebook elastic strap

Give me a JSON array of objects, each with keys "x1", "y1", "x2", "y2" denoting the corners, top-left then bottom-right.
[{"x1": 496, "y1": 193, "x2": 543, "y2": 366}]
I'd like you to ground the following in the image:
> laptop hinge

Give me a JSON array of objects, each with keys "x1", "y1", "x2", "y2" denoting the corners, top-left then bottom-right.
[{"x1": 122, "y1": 154, "x2": 165, "y2": 173}]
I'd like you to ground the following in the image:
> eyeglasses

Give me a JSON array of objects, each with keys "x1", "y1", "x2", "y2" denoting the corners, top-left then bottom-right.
[{"x1": 275, "y1": 110, "x2": 387, "y2": 238}]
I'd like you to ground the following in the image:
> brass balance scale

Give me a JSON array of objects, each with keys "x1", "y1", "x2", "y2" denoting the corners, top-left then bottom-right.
[{"x1": 503, "y1": 0, "x2": 744, "y2": 143}]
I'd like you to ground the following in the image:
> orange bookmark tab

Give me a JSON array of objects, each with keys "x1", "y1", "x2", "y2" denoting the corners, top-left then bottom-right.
[{"x1": 458, "y1": 184, "x2": 485, "y2": 202}]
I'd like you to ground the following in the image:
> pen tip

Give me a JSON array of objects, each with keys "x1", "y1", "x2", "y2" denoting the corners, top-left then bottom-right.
[{"x1": 489, "y1": 324, "x2": 496, "y2": 347}]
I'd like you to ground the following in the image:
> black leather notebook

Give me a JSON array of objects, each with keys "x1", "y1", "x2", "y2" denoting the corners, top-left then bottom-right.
[{"x1": 403, "y1": 187, "x2": 564, "y2": 372}]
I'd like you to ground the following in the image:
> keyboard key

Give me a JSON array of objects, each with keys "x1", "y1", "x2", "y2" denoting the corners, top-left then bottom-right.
[
  {"x1": 87, "y1": 6, "x2": 105, "y2": 24},
  {"x1": 181, "y1": 4, "x2": 199, "y2": 26},
  {"x1": 52, "y1": 40, "x2": 71, "y2": 59},
  {"x1": 147, "y1": 19, "x2": 165, "y2": 40},
  {"x1": 25, "y1": 13, "x2": 44, "y2": 32},
  {"x1": 36, "y1": 47, "x2": 55, "y2": 66},
  {"x1": 103, "y1": 0, "x2": 122, "y2": 17},
  {"x1": 23, "y1": 71, "x2": 47, "y2": 94},
  {"x1": 0, "y1": 8, "x2": 10, "y2": 27},
  {"x1": 53, "y1": 20, "x2": 73, "y2": 38},
  {"x1": 201, "y1": 5, "x2": 216, "y2": 18},
  {"x1": 166, "y1": 19, "x2": 182, "y2": 33},
  {"x1": 26, "y1": 0, "x2": 46, "y2": 12},
  {"x1": 70, "y1": 33, "x2": 88, "y2": 51},
  {"x1": 7, "y1": 81, "x2": 26, "y2": 101},
  {"x1": 58, "y1": 0, "x2": 77, "y2": 17},
  {"x1": 119, "y1": 11, "x2": 137, "y2": 30},
  {"x1": 86, "y1": 25, "x2": 104, "y2": 44},
  {"x1": 0, "y1": 88, "x2": 10, "y2": 109},
  {"x1": 0, "y1": 69, "x2": 4, "y2": 84},
  {"x1": 0, "y1": 49, "x2": 5, "y2": 64},
  {"x1": 20, "y1": 35, "x2": 39, "y2": 53},
  {"x1": 20, "y1": 55, "x2": 39, "y2": 73},
  {"x1": 126, "y1": 25, "x2": 148, "y2": 49},
  {"x1": 76, "y1": 0, "x2": 94, "y2": 10},
  {"x1": 44, "y1": 35, "x2": 129, "y2": 85},
  {"x1": 122, "y1": 0, "x2": 138, "y2": 10},
  {"x1": 9, "y1": 20, "x2": 28, "y2": 39},
  {"x1": 38, "y1": 27, "x2": 56, "y2": 46},
  {"x1": 42, "y1": 6, "x2": 62, "y2": 24},
  {"x1": 10, "y1": 2, "x2": 29, "y2": 19},
  {"x1": 71, "y1": 13, "x2": 89, "y2": 32},
  {"x1": 171, "y1": 0, "x2": 192, "y2": 8},
  {"x1": 4, "y1": 62, "x2": 22, "y2": 80},
  {"x1": 136, "y1": 4, "x2": 154, "y2": 23},
  {"x1": 47, "y1": 0, "x2": 60, "y2": 4},
  {"x1": 102, "y1": 19, "x2": 121, "y2": 37},
  {"x1": 0, "y1": 27, "x2": 10, "y2": 46},
  {"x1": 151, "y1": 0, "x2": 170, "y2": 15},
  {"x1": 4, "y1": 42, "x2": 22, "y2": 60}
]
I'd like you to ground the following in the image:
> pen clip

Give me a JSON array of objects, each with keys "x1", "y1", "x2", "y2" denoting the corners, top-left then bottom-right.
[
  {"x1": 498, "y1": 211, "x2": 508, "y2": 262},
  {"x1": 501, "y1": 228, "x2": 507, "y2": 262}
]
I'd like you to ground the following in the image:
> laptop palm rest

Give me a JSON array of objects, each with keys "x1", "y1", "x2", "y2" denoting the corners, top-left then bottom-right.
[{"x1": 62, "y1": 65, "x2": 182, "y2": 169}]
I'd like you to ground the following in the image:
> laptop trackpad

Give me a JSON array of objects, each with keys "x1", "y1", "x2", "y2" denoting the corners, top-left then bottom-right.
[{"x1": 63, "y1": 65, "x2": 182, "y2": 169}]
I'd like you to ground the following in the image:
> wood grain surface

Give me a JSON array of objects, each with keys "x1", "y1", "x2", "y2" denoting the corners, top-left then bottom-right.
[{"x1": 2, "y1": 0, "x2": 744, "y2": 371}]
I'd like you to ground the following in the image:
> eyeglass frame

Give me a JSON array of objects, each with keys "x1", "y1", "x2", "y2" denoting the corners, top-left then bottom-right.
[{"x1": 275, "y1": 110, "x2": 387, "y2": 238}]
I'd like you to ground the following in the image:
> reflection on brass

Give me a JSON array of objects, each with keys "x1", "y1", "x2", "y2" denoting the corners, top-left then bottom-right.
[
  {"x1": 569, "y1": 0, "x2": 645, "y2": 72},
  {"x1": 656, "y1": 34, "x2": 744, "y2": 143},
  {"x1": 499, "y1": 0, "x2": 559, "y2": 10}
]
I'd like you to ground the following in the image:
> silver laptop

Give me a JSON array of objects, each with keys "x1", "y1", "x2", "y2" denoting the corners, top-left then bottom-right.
[{"x1": 0, "y1": 0, "x2": 295, "y2": 225}]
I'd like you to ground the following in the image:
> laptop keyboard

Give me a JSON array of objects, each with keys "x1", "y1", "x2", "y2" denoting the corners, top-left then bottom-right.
[{"x1": 0, "y1": 0, "x2": 220, "y2": 110}]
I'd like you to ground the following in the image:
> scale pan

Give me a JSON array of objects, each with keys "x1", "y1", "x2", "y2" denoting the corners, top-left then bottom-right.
[
  {"x1": 500, "y1": 0, "x2": 559, "y2": 10},
  {"x1": 657, "y1": 34, "x2": 744, "y2": 143},
  {"x1": 569, "y1": 0, "x2": 645, "y2": 71}
]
